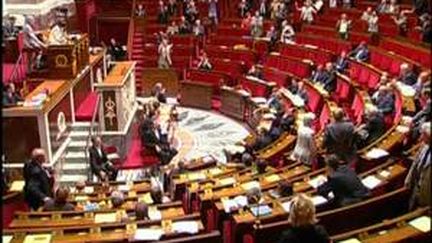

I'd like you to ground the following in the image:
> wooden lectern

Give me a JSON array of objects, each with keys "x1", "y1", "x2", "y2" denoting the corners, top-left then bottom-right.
[
  {"x1": 95, "y1": 61, "x2": 136, "y2": 133},
  {"x1": 220, "y1": 86, "x2": 250, "y2": 121},
  {"x1": 140, "y1": 68, "x2": 179, "y2": 96},
  {"x1": 180, "y1": 81, "x2": 213, "y2": 110}
]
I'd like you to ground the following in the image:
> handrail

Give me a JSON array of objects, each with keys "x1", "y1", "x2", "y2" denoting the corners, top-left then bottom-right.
[
  {"x1": 84, "y1": 93, "x2": 102, "y2": 180},
  {"x1": 127, "y1": 0, "x2": 137, "y2": 60},
  {"x1": 7, "y1": 52, "x2": 24, "y2": 84}
]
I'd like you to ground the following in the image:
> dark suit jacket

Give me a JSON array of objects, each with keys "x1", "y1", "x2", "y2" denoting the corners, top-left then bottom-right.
[
  {"x1": 352, "y1": 46, "x2": 369, "y2": 61},
  {"x1": 364, "y1": 112, "x2": 386, "y2": 144},
  {"x1": 89, "y1": 146, "x2": 108, "y2": 176},
  {"x1": 253, "y1": 134, "x2": 273, "y2": 151},
  {"x1": 310, "y1": 70, "x2": 326, "y2": 83},
  {"x1": 296, "y1": 88, "x2": 309, "y2": 104},
  {"x1": 277, "y1": 225, "x2": 330, "y2": 243},
  {"x1": 323, "y1": 121, "x2": 357, "y2": 162},
  {"x1": 142, "y1": 129, "x2": 161, "y2": 149},
  {"x1": 400, "y1": 71, "x2": 418, "y2": 86},
  {"x1": 321, "y1": 70, "x2": 337, "y2": 92},
  {"x1": 374, "y1": 94, "x2": 395, "y2": 115},
  {"x1": 318, "y1": 165, "x2": 370, "y2": 206},
  {"x1": 43, "y1": 199, "x2": 75, "y2": 212},
  {"x1": 23, "y1": 160, "x2": 53, "y2": 210},
  {"x1": 335, "y1": 57, "x2": 349, "y2": 73},
  {"x1": 3, "y1": 91, "x2": 23, "y2": 107}
]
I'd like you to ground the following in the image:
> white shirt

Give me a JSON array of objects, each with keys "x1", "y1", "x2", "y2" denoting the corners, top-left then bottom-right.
[
  {"x1": 48, "y1": 25, "x2": 68, "y2": 45},
  {"x1": 338, "y1": 20, "x2": 350, "y2": 33}
]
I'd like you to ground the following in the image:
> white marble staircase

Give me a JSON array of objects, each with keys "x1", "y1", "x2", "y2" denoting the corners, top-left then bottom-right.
[{"x1": 58, "y1": 122, "x2": 120, "y2": 185}]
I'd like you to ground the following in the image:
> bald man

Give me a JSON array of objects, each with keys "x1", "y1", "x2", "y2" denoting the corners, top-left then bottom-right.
[{"x1": 23, "y1": 148, "x2": 53, "y2": 210}]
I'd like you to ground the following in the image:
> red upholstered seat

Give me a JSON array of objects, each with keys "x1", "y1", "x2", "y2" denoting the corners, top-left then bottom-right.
[
  {"x1": 243, "y1": 234, "x2": 255, "y2": 243},
  {"x1": 305, "y1": 86, "x2": 322, "y2": 113},
  {"x1": 239, "y1": 77, "x2": 270, "y2": 97},
  {"x1": 334, "y1": 77, "x2": 351, "y2": 103},
  {"x1": 349, "y1": 62, "x2": 361, "y2": 80},
  {"x1": 351, "y1": 93, "x2": 364, "y2": 125},
  {"x1": 357, "y1": 68, "x2": 370, "y2": 86},
  {"x1": 367, "y1": 73, "x2": 380, "y2": 91},
  {"x1": 261, "y1": 68, "x2": 288, "y2": 87},
  {"x1": 394, "y1": 91, "x2": 403, "y2": 124},
  {"x1": 318, "y1": 105, "x2": 330, "y2": 131},
  {"x1": 206, "y1": 209, "x2": 216, "y2": 231}
]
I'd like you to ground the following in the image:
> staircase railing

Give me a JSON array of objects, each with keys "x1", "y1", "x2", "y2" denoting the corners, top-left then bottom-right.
[
  {"x1": 7, "y1": 52, "x2": 26, "y2": 86},
  {"x1": 84, "y1": 92, "x2": 102, "y2": 180},
  {"x1": 127, "y1": 0, "x2": 137, "y2": 60}
]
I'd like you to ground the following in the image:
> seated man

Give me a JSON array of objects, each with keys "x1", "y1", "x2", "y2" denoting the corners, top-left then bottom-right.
[
  {"x1": 334, "y1": 50, "x2": 349, "y2": 73},
  {"x1": 89, "y1": 136, "x2": 118, "y2": 181},
  {"x1": 320, "y1": 62, "x2": 337, "y2": 93},
  {"x1": 310, "y1": 64, "x2": 326, "y2": 83},
  {"x1": 197, "y1": 51, "x2": 212, "y2": 70},
  {"x1": 252, "y1": 127, "x2": 273, "y2": 151},
  {"x1": 141, "y1": 120, "x2": 178, "y2": 165},
  {"x1": 372, "y1": 86, "x2": 395, "y2": 116},
  {"x1": 355, "y1": 106, "x2": 386, "y2": 149},
  {"x1": 3, "y1": 83, "x2": 23, "y2": 107},
  {"x1": 317, "y1": 155, "x2": 370, "y2": 206},
  {"x1": 110, "y1": 190, "x2": 125, "y2": 209},
  {"x1": 108, "y1": 38, "x2": 126, "y2": 61},
  {"x1": 23, "y1": 15, "x2": 47, "y2": 71},
  {"x1": 398, "y1": 63, "x2": 418, "y2": 86},
  {"x1": 150, "y1": 186, "x2": 171, "y2": 204},
  {"x1": 151, "y1": 83, "x2": 167, "y2": 103},
  {"x1": 135, "y1": 202, "x2": 149, "y2": 220},
  {"x1": 43, "y1": 187, "x2": 75, "y2": 211},
  {"x1": 350, "y1": 41, "x2": 369, "y2": 62}
]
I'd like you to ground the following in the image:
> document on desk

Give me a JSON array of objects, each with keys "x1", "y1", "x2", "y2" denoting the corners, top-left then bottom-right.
[
  {"x1": 187, "y1": 172, "x2": 206, "y2": 181},
  {"x1": 222, "y1": 199, "x2": 239, "y2": 213},
  {"x1": 250, "y1": 204, "x2": 272, "y2": 217},
  {"x1": 365, "y1": 148, "x2": 389, "y2": 159},
  {"x1": 84, "y1": 186, "x2": 94, "y2": 194},
  {"x1": 338, "y1": 238, "x2": 362, "y2": 243},
  {"x1": 94, "y1": 212, "x2": 117, "y2": 223},
  {"x1": 281, "y1": 201, "x2": 292, "y2": 213},
  {"x1": 139, "y1": 193, "x2": 154, "y2": 204},
  {"x1": 117, "y1": 184, "x2": 130, "y2": 192},
  {"x1": 23, "y1": 234, "x2": 52, "y2": 243},
  {"x1": 233, "y1": 195, "x2": 248, "y2": 208},
  {"x1": 362, "y1": 175, "x2": 382, "y2": 189},
  {"x1": 308, "y1": 175, "x2": 327, "y2": 189},
  {"x1": 172, "y1": 221, "x2": 199, "y2": 234},
  {"x1": 208, "y1": 167, "x2": 223, "y2": 176},
  {"x1": 134, "y1": 228, "x2": 164, "y2": 241},
  {"x1": 241, "y1": 181, "x2": 261, "y2": 191},
  {"x1": 264, "y1": 174, "x2": 281, "y2": 183},
  {"x1": 311, "y1": 195, "x2": 328, "y2": 206},
  {"x1": 148, "y1": 208, "x2": 162, "y2": 221},
  {"x1": 75, "y1": 195, "x2": 89, "y2": 201},
  {"x1": 409, "y1": 216, "x2": 431, "y2": 233},
  {"x1": 9, "y1": 180, "x2": 25, "y2": 192},
  {"x1": 3, "y1": 235, "x2": 13, "y2": 243},
  {"x1": 219, "y1": 177, "x2": 236, "y2": 186}
]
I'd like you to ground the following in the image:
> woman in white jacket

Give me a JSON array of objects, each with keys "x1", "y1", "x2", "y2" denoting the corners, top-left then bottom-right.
[{"x1": 291, "y1": 115, "x2": 317, "y2": 167}]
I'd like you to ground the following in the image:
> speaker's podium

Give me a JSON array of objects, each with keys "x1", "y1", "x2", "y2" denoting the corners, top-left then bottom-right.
[
  {"x1": 30, "y1": 33, "x2": 90, "y2": 79},
  {"x1": 94, "y1": 61, "x2": 137, "y2": 133}
]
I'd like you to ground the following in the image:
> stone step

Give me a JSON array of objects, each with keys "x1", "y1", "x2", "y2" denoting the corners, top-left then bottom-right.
[
  {"x1": 69, "y1": 131, "x2": 90, "y2": 138},
  {"x1": 65, "y1": 151, "x2": 86, "y2": 159},
  {"x1": 61, "y1": 163, "x2": 89, "y2": 175},
  {"x1": 68, "y1": 140, "x2": 88, "y2": 148}
]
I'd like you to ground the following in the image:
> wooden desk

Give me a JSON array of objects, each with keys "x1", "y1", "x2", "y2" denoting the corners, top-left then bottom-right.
[
  {"x1": 180, "y1": 81, "x2": 213, "y2": 110},
  {"x1": 141, "y1": 68, "x2": 179, "y2": 96},
  {"x1": 220, "y1": 86, "x2": 250, "y2": 121}
]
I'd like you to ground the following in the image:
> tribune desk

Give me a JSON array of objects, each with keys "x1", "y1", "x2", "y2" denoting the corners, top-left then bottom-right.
[{"x1": 94, "y1": 61, "x2": 137, "y2": 133}]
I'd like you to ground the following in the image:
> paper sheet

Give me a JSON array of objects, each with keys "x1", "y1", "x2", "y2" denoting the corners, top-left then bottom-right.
[
  {"x1": 222, "y1": 199, "x2": 239, "y2": 213},
  {"x1": 9, "y1": 180, "x2": 25, "y2": 192},
  {"x1": 265, "y1": 174, "x2": 281, "y2": 183},
  {"x1": 134, "y1": 228, "x2": 164, "y2": 240},
  {"x1": 75, "y1": 195, "x2": 89, "y2": 201},
  {"x1": 379, "y1": 170, "x2": 391, "y2": 178},
  {"x1": 233, "y1": 195, "x2": 248, "y2": 208},
  {"x1": 148, "y1": 208, "x2": 162, "y2": 221},
  {"x1": 3, "y1": 236, "x2": 13, "y2": 243},
  {"x1": 23, "y1": 234, "x2": 52, "y2": 243},
  {"x1": 365, "y1": 148, "x2": 389, "y2": 159},
  {"x1": 241, "y1": 181, "x2": 261, "y2": 191},
  {"x1": 396, "y1": 125, "x2": 410, "y2": 134},
  {"x1": 311, "y1": 195, "x2": 328, "y2": 206},
  {"x1": 409, "y1": 216, "x2": 431, "y2": 233},
  {"x1": 187, "y1": 172, "x2": 206, "y2": 181},
  {"x1": 117, "y1": 185, "x2": 130, "y2": 192},
  {"x1": 219, "y1": 177, "x2": 236, "y2": 186},
  {"x1": 362, "y1": 175, "x2": 382, "y2": 189},
  {"x1": 94, "y1": 213, "x2": 117, "y2": 223},
  {"x1": 84, "y1": 186, "x2": 94, "y2": 194},
  {"x1": 338, "y1": 238, "x2": 362, "y2": 243},
  {"x1": 281, "y1": 201, "x2": 292, "y2": 213},
  {"x1": 172, "y1": 221, "x2": 199, "y2": 234},
  {"x1": 308, "y1": 175, "x2": 327, "y2": 189},
  {"x1": 139, "y1": 193, "x2": 154, "y2": 204}
]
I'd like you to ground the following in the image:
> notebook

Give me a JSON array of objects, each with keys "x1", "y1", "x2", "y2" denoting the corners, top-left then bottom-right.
[{"x1": 250, "y1": 204, "x2": 272, "y2": 217}]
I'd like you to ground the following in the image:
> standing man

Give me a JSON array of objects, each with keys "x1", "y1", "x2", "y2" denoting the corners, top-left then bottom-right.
[
  {"x1": 23, "y1": 148, "x2": 54, "y2": 211},
  {"x1": 405, "y1": 122, "x2": 431, "y2": 210}
]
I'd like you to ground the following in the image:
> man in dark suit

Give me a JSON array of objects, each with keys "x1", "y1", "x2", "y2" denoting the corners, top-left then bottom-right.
[
  {"x1": 350, "y1": 41, "x2": 369, "y2": 62},
  {"x1": 151, "y1": 82, "x2": 167, "y2": 103},
  {"x1": 334, "y1": 50, "x2": 349, "y2": 73},
  {"x1": 23, "y1": 148, "x2": 53, "y2": 210},
  {"x1": 372, "y1": 86, "x2": 395, "y2": 116},
  {"x1": 317, "y1": 155, "x2": 370, "y2": 207},
  {"x1": 310, "y1": 64, "x2": 326, "y2": 83},
  {"x1": 142, "y1": 120, "x2": 178, "y2": 165},
  {"x1": 252, "y1": 127, "x2": 273, "y2": 151},
  {"x1": 89, "y1": 136, "x2": 118, "y2": 181},
  {"x1": 356, "y1": 106, "x2": 386, "y2": 149},
  {"x1": 42, "y1": 187, "x2": 75, "y2": 211},
  {"x1": 323, "y1": 108, "x2": 358, "y2": 165},
  {"x1": 398, "y1": 63, "x2": 418, "y2": 86},
  {"x1": 320, "y1": 62, "x2": 337, "y2": 93}
]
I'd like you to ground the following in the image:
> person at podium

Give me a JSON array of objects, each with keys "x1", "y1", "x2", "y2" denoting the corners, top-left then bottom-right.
[
  {"x1": 23, "y1": 15, "x2": 47, "y2": 71},
  {"x1": 47, "y1": 20, "x2": 68, "y2": 45}
]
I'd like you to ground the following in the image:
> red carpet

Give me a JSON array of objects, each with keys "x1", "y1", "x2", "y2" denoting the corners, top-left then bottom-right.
[
  {"x1": 119, "y1": 123, "x2": 159, "y2": 169},
  {"x1": 76, "y1": 92, "x2": 98, "y2": 121}
]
